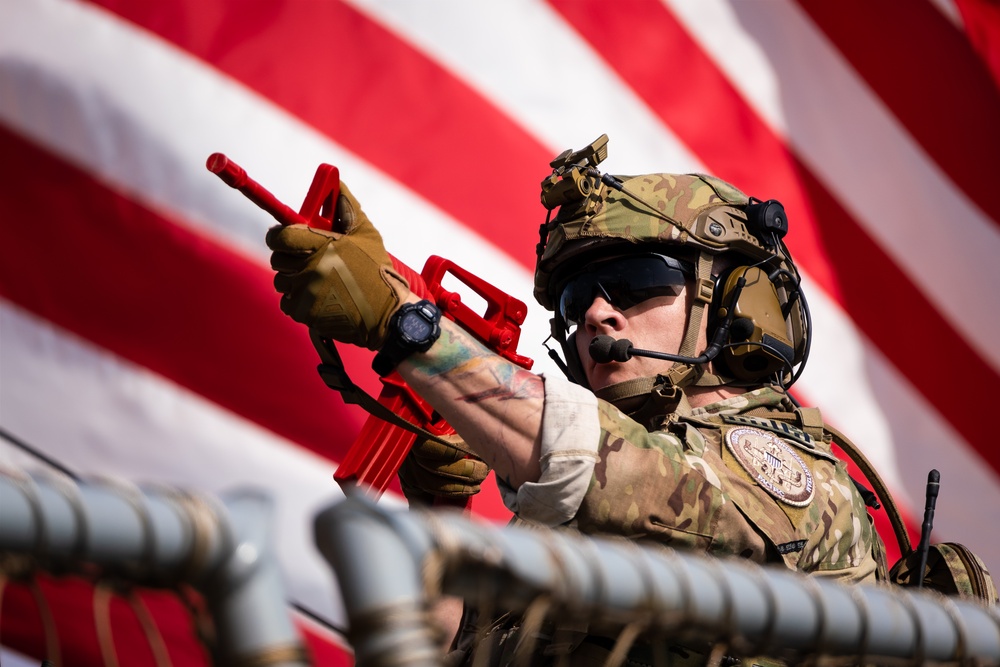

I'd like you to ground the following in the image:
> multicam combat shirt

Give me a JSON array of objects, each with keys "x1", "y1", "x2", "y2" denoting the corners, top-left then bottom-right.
[{"x1": 501, "y1": 375, "x2": 882, "y2": 583}]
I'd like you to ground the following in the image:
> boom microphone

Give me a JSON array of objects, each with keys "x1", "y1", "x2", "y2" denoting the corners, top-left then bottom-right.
[
  {"x1": 589, "y1": 325, "x2": 733, "y2": 366},
  {"x1": 589, "y1": 335, "x2": 628, "y2": 363},
  {"x1": 589, "y1": 335, "x2": 706, "y2": 364}
]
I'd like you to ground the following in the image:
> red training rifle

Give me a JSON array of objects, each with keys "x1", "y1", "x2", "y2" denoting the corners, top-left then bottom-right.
[{"x1": 206, "y1": 153, "x2": 533, "y2": 504}]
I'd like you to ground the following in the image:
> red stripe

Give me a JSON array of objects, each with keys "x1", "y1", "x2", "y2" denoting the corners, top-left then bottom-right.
[
  {"x1": 0, "y1": 576, "x2": 355, "y2": 667},
  {"x1": 548, "y1": 0, "x2": 1000, "y2": 475},
  {"x1": 1, "y1": 576, "x2": 211, "y2": 666},
  {"x1": 298, "y1": 622, "x2": 354, "y2": 667},
  {"x1": 86, "y1": 0, "x2": 553, "y2": 270},
  {"x1": 955, "y1": 0, "x2": 1000, "y2": 90},
  {"x1": 0, "y1": 124, "x2": 365, "y2": 464},
  {"x1": 796, "y1": 0, "x2": 1000, "y2": 227}
]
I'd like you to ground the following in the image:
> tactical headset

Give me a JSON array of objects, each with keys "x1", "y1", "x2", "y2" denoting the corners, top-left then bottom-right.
[{"x1": 704, "y1": 198, "x2": 805, "y2": 384}]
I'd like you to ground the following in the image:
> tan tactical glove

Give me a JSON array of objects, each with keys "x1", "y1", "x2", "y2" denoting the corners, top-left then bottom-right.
[
  {"x1": 266, "y1": 182, "x2": 409, "y2": 349},
  {"x1": 398, "y1": 434, "x2": 491, "y2": 507}
]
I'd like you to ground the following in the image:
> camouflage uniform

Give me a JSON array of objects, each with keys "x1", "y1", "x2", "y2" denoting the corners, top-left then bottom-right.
[
  {"x1": 485, "y1": 375, "x2": 884, "y2": 665},
  {"x1": 463, "y1": 142, "x2": 885, "y2": 663},
  {"x1": 503, "y1": 376, "x2": 882, "y2": 581},
  {"x1": 575, "y1": 386, "x2": 880, "y2": 579}
]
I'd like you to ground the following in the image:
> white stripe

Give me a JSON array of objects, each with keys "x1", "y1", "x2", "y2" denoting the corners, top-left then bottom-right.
[
  {"x1": 0, "y1": 649, "x2": 37, "y2": 667},
  {"x1": 794, "y1": 278, "x2": 1000, "y2": 575},
  {"x1": 665, "y1": 0, "x2": 1000, "y2": 375},
  {"x1": 345, "y1": 0, "x2": 704, "y2": 175},
  {"x1": 0, "y1": 299, "x2": 411, "y2": 628},
  {"x1": 0, "y1": 0, "x2": 558, "y2": 374},
  {"x1": 928, "y1": 0, "x2": 964, "y2": 27}
]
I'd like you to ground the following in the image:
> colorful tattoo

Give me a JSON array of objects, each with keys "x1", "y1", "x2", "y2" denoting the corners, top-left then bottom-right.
[
  {"x1": 458, "y1": 368, "x2": 543, "y2": 404},
  {"x1": 413, "y1": 328, "x2": 543, "y2": 403},
  {"x1": 416, "y1": 328, "x2": 491, "y2": 378}
]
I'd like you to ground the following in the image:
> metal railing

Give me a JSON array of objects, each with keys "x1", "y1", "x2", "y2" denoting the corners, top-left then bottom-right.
[
  {"x1": 0, "y1": 468, "x2": 308, "y2": 666},
  {"x1": 6, "y1": 466, "x2": 1000, "y2": 666},
  {"x1": 315, "y1": 497, "x2": 1000, "y2": 666}
]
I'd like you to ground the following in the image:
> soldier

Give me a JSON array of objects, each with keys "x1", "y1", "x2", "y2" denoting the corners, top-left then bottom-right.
[{"x1": 266, "y1": 136, "x2": 885, "y2": 664}]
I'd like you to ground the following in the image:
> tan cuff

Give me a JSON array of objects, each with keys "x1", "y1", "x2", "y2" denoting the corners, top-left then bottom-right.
[{"x1": 498, "y1": 374, "x2": 600, "y2": 526}]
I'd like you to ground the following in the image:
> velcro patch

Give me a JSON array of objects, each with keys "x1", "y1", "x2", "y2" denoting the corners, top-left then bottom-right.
[{"x1": 725, "y1": 426, "x2": 815, "y2": 507}]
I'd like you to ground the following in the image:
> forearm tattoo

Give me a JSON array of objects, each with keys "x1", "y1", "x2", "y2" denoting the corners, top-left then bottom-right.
[{"x1": 415, "y1": 328, "x2": 543, "y2": 404}]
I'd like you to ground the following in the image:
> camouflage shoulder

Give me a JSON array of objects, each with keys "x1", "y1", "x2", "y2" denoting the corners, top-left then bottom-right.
[{"x1": 596, "y1": 399, "x2": 686, "y2": 456}]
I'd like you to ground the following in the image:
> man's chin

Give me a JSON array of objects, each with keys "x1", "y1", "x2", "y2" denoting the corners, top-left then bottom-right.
[{"x1": 586, "y1": 364, "x2": 628, "y2": 391}]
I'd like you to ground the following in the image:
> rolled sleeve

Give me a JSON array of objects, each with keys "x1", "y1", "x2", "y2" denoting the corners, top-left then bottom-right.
[{"x1": 498, "y1": 374, "x2": 600, "y2": 526}]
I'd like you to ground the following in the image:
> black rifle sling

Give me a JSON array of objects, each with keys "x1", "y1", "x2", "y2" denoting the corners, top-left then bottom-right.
[{"x1": 308, "y1": 330, "x2": 477, "y2": 456}]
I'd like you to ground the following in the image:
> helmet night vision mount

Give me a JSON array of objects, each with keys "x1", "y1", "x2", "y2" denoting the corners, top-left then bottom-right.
[{"x1": 534, "y1": 135, "x2": 811, "y2": 392}]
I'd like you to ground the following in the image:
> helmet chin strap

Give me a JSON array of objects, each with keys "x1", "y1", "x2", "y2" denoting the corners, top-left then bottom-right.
[
  {"x1": 678, "y1": 250, "x2": 715, "y2": 359},
  {"x1": 593, "y1": 375, "x2": 696, "y2": 427},
  {"x1": 593, "y1": 376, "x2": 660, "y2": 405},
  {"x1": 662, "y1": 249, "x2": 733, "y2": 390}
]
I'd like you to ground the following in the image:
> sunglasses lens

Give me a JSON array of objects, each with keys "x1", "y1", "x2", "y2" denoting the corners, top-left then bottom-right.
[{"x1": 558, "y1": 255, "x2": 691, "y2": 324}]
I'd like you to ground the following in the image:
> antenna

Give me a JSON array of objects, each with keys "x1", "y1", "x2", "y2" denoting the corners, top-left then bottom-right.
[{"x1": 915, "y1": 469, "x2": 941, "y2": 588}]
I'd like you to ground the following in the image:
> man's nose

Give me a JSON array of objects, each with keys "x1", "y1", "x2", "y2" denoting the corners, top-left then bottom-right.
[{"x1": 583, "y1": 295, "x2": 626, "y2": 333}]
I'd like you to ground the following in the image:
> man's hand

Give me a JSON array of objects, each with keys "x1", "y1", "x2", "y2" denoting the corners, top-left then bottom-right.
[
  {"x1": 265, "y1": 182, "x2": 409, "y2": 349},
  {"x1": 398, "y1": 434, "x2": 491, "y2": 506}
]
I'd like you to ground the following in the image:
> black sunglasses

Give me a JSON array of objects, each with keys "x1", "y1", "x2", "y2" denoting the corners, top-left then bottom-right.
[{"x1": 558, "y1": 254, "x2": 693, "y2": 325}]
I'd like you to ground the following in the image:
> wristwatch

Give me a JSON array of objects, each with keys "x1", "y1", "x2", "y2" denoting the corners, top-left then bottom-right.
[{"x1": 372, "y1": 300, "x2": 443, "y2": 377}]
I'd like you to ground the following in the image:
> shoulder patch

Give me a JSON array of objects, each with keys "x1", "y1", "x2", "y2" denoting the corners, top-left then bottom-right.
[
  {"x1": 725, "y1": 426, "x2": 815, "y2": 507},
  {"x1": 720, "y1": 414, "x2": 835, "y2": 461}
]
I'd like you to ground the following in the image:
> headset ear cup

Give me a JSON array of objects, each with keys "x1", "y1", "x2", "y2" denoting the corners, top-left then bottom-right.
[
  {"x1": 708, "y1": 267, "x2": 735, "y2": 377},
  {"x1": 774, "y1": 274, "x2": 808, "y2": 368},
  {"x1": 714, "y1": 266, "x2": 795, "y2": 382}
]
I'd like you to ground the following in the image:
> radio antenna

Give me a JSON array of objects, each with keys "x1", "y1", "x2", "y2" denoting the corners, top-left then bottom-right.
[{"x1": 915, "y1": 469, "x2": 941, "y2": 588}]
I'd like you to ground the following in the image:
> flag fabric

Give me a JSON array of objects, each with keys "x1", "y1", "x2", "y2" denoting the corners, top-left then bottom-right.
[{"x1": 2, "y1": 1, "x2": 999, "y2": 664}]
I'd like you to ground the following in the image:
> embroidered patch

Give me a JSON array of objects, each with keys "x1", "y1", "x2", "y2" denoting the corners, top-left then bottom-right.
[{"x1": 726, "y1": 426, "x2": 815, "y2": 507}]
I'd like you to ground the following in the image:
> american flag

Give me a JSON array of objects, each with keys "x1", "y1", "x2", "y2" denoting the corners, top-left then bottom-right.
[{"x1": 2, "y1": 1, "x2": 999, "y2": 664}]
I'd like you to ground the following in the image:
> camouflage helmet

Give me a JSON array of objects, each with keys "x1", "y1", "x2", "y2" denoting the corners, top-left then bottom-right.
[{"x1": 534, "y1": 135, "x2": 809, "y2": 389}]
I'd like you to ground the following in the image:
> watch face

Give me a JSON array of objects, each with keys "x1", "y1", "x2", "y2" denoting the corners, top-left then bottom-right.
[
  {"x1": 400, "y1": 312, "x2": 434, "y2": 342},
  {"x1": 373, "y1": 300, "x2": 442, "y2": 375}
]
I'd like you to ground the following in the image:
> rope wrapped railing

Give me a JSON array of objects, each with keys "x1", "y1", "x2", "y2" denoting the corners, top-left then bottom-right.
[
  {"x1": 315, "y1": 497, "x2": 1000, "y2": 666},
  {"x1": 0, "y1": 468, "x2": 309, "y2": 666}
]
